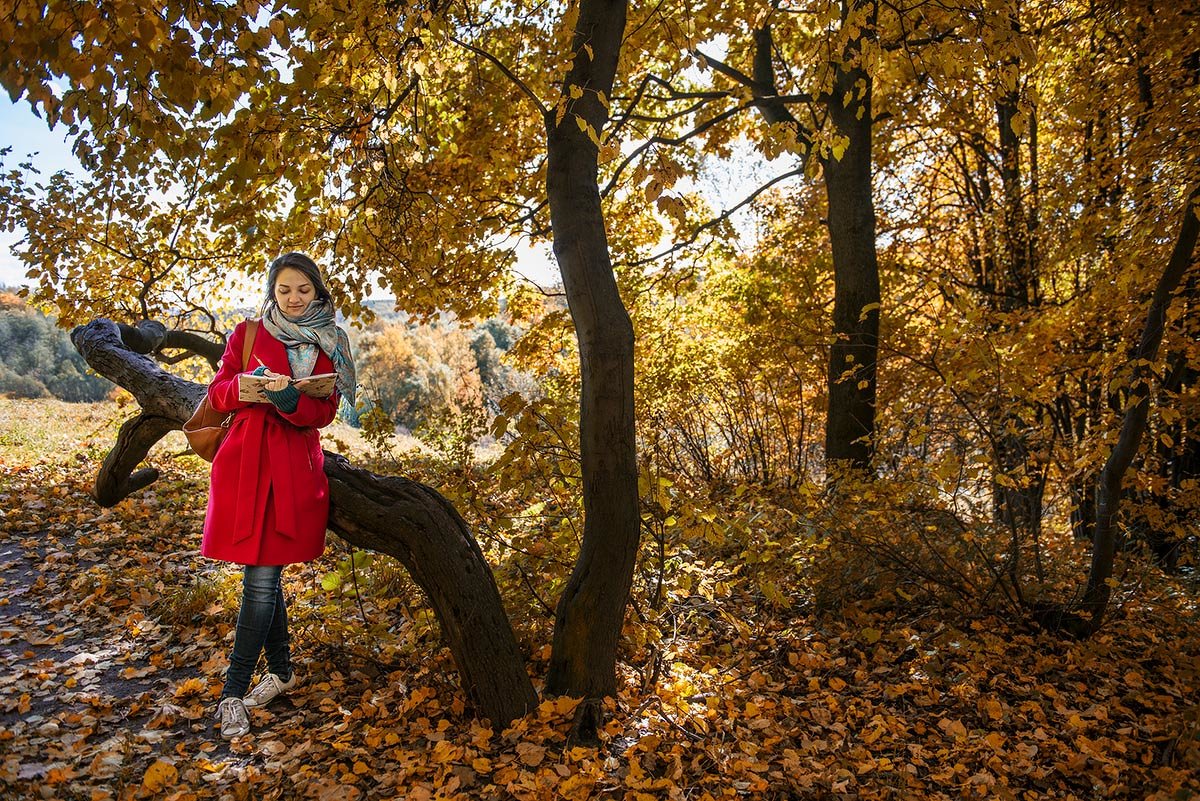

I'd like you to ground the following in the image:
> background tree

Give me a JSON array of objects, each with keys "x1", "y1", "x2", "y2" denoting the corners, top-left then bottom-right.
[
  {"x1": 357, "y1": 320, "x2": 486, "y2": 432},
  {"x1": 0, "y1": 291, "x2": 112, "y2": 401},
  {"x1": 1076, "y1": 184, "x2": 1200, "y2": 632}
]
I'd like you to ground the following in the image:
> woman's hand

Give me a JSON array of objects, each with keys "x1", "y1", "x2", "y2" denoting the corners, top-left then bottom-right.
[
  {"x1": 263, "y1": 372, "x2": 291, "y2": 392},
  {"x1": 254, "y1": 367, "x2": 291, "y2": 392}
]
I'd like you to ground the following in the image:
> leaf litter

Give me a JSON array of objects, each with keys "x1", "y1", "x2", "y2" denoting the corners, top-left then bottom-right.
[{"x1": 0, "y1": 400, "x2": 1197, "y2": 800}]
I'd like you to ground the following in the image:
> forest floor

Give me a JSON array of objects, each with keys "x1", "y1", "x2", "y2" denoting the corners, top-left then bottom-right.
[{"x1": 0, "y1": 398, "x2": 1198, "y2": 801}]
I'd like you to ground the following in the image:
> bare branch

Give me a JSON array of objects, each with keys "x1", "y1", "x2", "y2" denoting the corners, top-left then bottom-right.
[
  {"x1": 451, "y1": 35, "x2": 548, "y2": 117},
  {"x1": 620, "y1": 166, "x2": 806, "y2": 268},
  {"x1": 601, "y1": 101, "x2": 753, "y2": 198},
  {"x1": 694, "y1": 48, "x2": 762, "y2": 92},
  {"x1": 694, "y1": 26, "x2": 814, "y2": 149}
]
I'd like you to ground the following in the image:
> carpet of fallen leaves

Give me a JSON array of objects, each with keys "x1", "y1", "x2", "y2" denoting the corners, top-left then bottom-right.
[{"x1": 1, "y1": 399, "x2": 1199, "y2": 801}]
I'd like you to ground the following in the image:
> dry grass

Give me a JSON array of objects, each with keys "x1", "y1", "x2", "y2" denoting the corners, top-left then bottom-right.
[
  {"x1": 0, "y1": 397, "x2": 378, "y2": 467},
  {"x1": 0, "y1": 398, "x2": 125, "y2": 465}
]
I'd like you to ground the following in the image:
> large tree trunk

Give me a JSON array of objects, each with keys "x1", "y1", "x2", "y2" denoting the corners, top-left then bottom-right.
[
  {"x1": 1079, "y1": 184, "x2": 1200, "y2": 632},
  {"x1": 695, "y1": 6, "x2": 881, "y2": 478},
  {"x1": 990, "y1": 84, "x2": 1045, "y2": 537},
  {"x1": 822, "y1": 0, "x2": 880, "y2": 475},
  {"x1": 542, "y1": 0, "x2": 639, "y2": 707},
  {"x1": 69, "y1": 318, "x2": 537, "y2": 726}
]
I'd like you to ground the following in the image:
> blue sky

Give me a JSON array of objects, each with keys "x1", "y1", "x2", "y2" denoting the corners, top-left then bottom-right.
[{"x1": 0, "y1": 98, "x2": 80, "y2": 288}]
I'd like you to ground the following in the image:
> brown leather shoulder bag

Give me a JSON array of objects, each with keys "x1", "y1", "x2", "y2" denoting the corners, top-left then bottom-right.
[{"x1": 183, "y1": 319, "x2": 259, "y2": 462}]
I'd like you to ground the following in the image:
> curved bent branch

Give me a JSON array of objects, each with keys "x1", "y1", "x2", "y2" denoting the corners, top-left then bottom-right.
[
  {"x1": 326, "y1": 456, "x2": 538, "y2": 725},
  {"x1": 72, "y1": 319, "x2": 207, "y2": 422},
  {"x1": 117, "y1": 321, "x2": 224, "y2": 369},
  {"x1": 70, "y1": 317, "x2": 537, "y2": 725},
  {"x1": 95, "y1": 414, "x2": 179, "y2": 505}
]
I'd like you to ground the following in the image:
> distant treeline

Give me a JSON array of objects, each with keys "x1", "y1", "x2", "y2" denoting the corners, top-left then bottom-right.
[
  {"x1": 353, "y1": 315, "x2": 532, "y2": 433},
  {"x1": 0, "y1": 287, "x2": 529, "y2": 428},
  {"x1": 0, "y1": 289, "x2": 113, "y2": 402}
]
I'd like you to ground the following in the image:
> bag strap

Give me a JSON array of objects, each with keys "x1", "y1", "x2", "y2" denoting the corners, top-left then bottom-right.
[{"x1": 241, "y1": 319, "x2": 259, "y2": 370}]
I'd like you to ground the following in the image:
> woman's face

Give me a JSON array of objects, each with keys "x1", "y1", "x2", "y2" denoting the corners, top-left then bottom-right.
[{"x1": 273, "y1": 267, "x2": 317, "y2": 318}]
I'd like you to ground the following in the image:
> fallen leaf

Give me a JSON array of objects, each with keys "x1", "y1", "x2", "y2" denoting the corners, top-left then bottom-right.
[
  {"x1": 141, "y1": 759, "x2": 178, "y2": 792},
  {"x1": 516, "y1": 741, "x2": 546, "y2": 767}
]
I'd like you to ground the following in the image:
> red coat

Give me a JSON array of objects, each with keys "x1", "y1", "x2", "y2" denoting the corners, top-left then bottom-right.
[{"x1": 201, "y1": 319, "x2": 340, "y2": 566}]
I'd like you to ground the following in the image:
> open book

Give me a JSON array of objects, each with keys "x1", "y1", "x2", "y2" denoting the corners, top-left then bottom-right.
[{"x1": 238, "y1": 372, "x2": 338, "y2": 404}]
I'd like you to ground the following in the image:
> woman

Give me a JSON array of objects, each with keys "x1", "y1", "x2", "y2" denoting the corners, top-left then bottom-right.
[{"x1": 201, "y1": 252, "x2": 356, "y2": 739}]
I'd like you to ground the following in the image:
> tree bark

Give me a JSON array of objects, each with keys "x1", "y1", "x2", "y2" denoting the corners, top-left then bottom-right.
[
  {"x1": 116, "y1": 320, "x2": 224, "y2": 368},
  {"x1": 695, "y1": 6, "x2": 882, "y2": 478},
  {"x1": 69, "y1": 318, "x2": 537, "y2": 726},
  {"x1": 542, "y1": 0, "x2": 639, "y2": 705},
  {"x1": 1080, "y1": 184, "x2": 1200, "y2": 631},
  {"x1": 990, "y1": 83, "x2": 1045, "y2": 537},
  {"x1": 822, "y1": 0, "x2": 881, "y2": 474}
]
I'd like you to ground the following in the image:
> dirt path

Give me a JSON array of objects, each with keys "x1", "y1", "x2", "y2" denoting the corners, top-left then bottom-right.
[
  {"x1": 0, "y1": 402, "x2": 427, "y2": 801},
  {"x1": 0, "y1": 465, "x2": 276, "y2": 797}
]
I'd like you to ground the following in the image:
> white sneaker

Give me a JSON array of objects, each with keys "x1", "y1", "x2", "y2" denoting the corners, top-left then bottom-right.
[
  {"x1": 243, "y1": 671, "x2": 297, "y2": 708},
  {"x1": 216, "y1": 697, "x2": 250, "y2": 738}
]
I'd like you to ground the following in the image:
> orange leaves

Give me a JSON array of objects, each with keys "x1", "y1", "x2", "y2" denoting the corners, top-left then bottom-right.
[
  {"x1": 937, "y1": 716, "x2": 968, "y2": 740},
  {"x1": 140, "y1": 759, "x2": 178, "y2": 793},
  {"x1": 983, "y1": 731, "x2": 1006, "y2": 752},
  {"x1": 515, "y1": 741, "x2": 547, "y2": 766},
  {"x1": 539, "y1": 695, "x2": 583, "y2": 718},
  {"x1": 5, "y1": 390, "x2": 1200, "y2": 801},
  {"x1": 556, "y1": 770, "x2": 598, "y2": 800},
  {"x1": 172, "y1": 677, "x2": 207, "y2": 699},
  {"x1": 981, "y1": 697, "x2": 1006, "y2": 721},
  {"x1": 43, "y1": 765, "x2": 76, "y2": 784},
  {"x1": 469, "y1": 720, "x2": 495, "y2": 748}
]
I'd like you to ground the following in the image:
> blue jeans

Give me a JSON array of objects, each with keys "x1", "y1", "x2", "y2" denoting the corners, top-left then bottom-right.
[{"x1": 221, "y1": 564, "x2": 292, "y2": 698}]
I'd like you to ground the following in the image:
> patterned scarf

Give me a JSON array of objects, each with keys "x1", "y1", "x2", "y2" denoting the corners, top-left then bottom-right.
[{"x1": 262, "y1": 299, "x2": 356, "y2": 408}]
